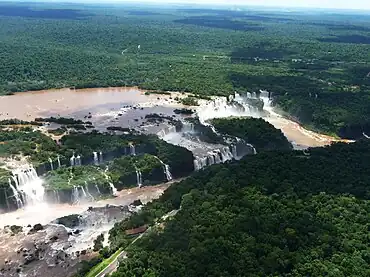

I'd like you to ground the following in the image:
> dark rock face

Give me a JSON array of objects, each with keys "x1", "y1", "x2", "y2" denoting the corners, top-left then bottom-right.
[
  {"x1": 54, "y1": 214, "x2": 80, "y2": 229},
  {"x1": 29, "y1": 224, "x2": 43, "y2": 234}
]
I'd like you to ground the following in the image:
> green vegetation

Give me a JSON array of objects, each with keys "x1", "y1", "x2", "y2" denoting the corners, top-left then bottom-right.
[
  {"x1": 0, "y1": 129, "x2": 59, "y2": 165},
  {"x1": 44, "y1": 166, "x2": 109, "y2": 190},
  {"x1": 84, "y1": 248, "x2": 122, "y2": 277},
  {"x1": 108, "y1": 140, "x2": 370, "y2": 277},
  {"x1": 1, "y1": 3, "x2": 368, "y2": 136},
  {"x1": 212, "y1": 117, "x2": 293, "y2": 151},
  {"x1": 179, "y1": 97, "x2": 199, "y2": 106},
  {"x1": 109, "y1": 154, "x2": 163, "y2": 188}
]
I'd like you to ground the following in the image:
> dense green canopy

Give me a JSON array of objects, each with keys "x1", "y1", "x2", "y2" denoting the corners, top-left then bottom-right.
[
  {"x1": 108, "y1": 140, "x2": 370, "y2": 277},
  {"x1": 0, "y1": 3, "x2": 369, "y2": 137}
]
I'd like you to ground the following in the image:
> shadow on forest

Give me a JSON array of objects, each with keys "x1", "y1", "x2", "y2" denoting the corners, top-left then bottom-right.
[
  {"x1": 174, "y1": 16, "x2": 264, "y2": 31},
  {"x1": 178, "y1": 9, "x2": 294, "y2": 22},
  {"x1": 230, "y1": 44, "x2": 294, "y2": 61},
  {"x1": 318, "y1": 35, "x2": 370, "y2": 44}
]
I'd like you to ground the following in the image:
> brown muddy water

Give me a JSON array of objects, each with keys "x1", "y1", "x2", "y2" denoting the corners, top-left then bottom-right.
[{"x1": 0, "y1": 86, "x2": 350, "y2": 148}]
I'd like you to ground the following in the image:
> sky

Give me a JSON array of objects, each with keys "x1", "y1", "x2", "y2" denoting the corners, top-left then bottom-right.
[
  {"x1": 5, "y1": 0, "x2": 370, "y2": 10},
  {"x1": 127, "y1": 0, "x2": 370, "y2": 10}
]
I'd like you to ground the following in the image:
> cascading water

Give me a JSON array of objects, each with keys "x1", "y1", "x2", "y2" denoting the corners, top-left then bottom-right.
[
  {"x1": 57, "y1": 155, "x2": 61, "y2": 168},
  {"x1": 102, "y1": 166, "x2": 117, "y2": 196},
  {"x1": 76, "y1": 155, "x2": 81, "y2": 166},
  {"x1": 182, "y1": 122, "x2": 195, "y2": 133},
  {"x1": 247, "y1": 143, "x2": 257, "y2": 155},
  {"x1": 70, "y1": 154, "x2": 75, "y2": 167},
  {"x1": 95, "y1": 184, "x2": 101, "y2": 195},
  {"x1": 130, "y1": 144, "x2": 136, "y2": 156},
  {"x1": 93, "y1": 152, "x2": 99, "y2": 165},
  {"x1": 72, "y1": 186, "x2": 80, "y2": 204},
  {"x1": 155, "y1": 157, "x2": 173, "y2": 181},
  {"x1": 12, "y1": 167, "x2": 45, "y2": 206},
  {"x1": 134, "y1": 165, "x2": 142, "y2": 187},
  {"x1": 231, "y1": 145, "x2": 237, "y2": 158},
  {"x1": 99, "y1": 151, "x2": 103, "y2": 163},
  {"x1": 109, "y1": 183, "x2": 117, "y2": 196},
  {"x1": 53, "y1": 190, "x2": 60, "y2": 203},
  {"x1": 85, "y1": 182, "x2": 94, "y2": 200},
  {"x1": 8, "y1": 178, "x2": 23, "y2": 209},
  {"x1": 49, "y1": 158, "x2": 54, "y2": 171}
]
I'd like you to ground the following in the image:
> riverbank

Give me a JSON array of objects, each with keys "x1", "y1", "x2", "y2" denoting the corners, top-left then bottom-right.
[
  {"x1": 0, "y1": 182, "x2": 173, "y2": 228},
  {"x1": 0, "y1": 87, "x2": 345, "y2": 149}
]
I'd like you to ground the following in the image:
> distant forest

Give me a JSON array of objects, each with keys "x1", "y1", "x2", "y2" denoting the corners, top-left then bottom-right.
[{"x1": 0, "y1": 3, "x2": 369, "y2": 138}]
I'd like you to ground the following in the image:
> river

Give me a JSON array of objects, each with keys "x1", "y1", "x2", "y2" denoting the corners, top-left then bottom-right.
[{"x1": 0, "y1": 87, "x2": 345, "y2": 148}]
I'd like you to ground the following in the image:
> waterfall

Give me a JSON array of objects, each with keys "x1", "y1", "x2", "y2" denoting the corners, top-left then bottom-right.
[
  {"x1": 93, "y1": 152, "x2": 99, "y2": 165},
  {"x1": 231, "y1": 145, "x2": 237, "y2": 158},
  {"x1": 102, "y1": 166, "x2": 117, "y2": 196},
  {"x1": 193, "y1": 158, "x2": 200, "y2": 171},
  {"x1": 168, "y1": 125, "x2": 176, "y2": 134},
  {"x1": 207, "y1": 154, "x2": 215, "y2": 166},
  {"x1": 12, "y1": 167, "x2": 45, "y2": 205},
  {"x1": 76, "y1": 155, "x2": 81, "y2": 166},
  {"x1": 182, "y1": 122, "x2": 195, "y2": 133},
  {"x1": 247, "y1": 143, "x2": 257, "y2": 155},
  {"x1": 84, "y1": 182, "x2": 94, "y2": 200},
  {"x1": 49, "y1": 158, "x2": 54, "y2": 171},
  {"x1": 164, "y1": 164, "x2": 172, "y2": 181},
  {"x1": 193, "y1": 156, "x2": 209, "y2": 171},
  {"x1": 57, "y1": 155, "x2": 61, "y2": 168},
  {"x1": 134, "y1": 165, "x2": 142, "y2": 187},
  {"x1": 155, "y1": 157, "x2": 173, "y2": 181},
  {"x1": 72, "y1": 186, "x2": 80, "y2": 204},
  {"x1": 70, "y1": 154, "x2": 75, "y2": 167},
  {"x1": 363, "y1": 132, "x2": 370, "y2": 139},
  {"x1": 80, "y1": 186, "x2": 87, "y2": 198},
  {"x1": 95, "y1": 184, "x2": 101, "y2": 195},
  {"x1": 8, "y1": 178, "x2": 23, "y2": 209},
  {"x1": 220, "y1": 147, "x2": 234, "y2": 162},
  {"x1": 130, "y1": 144, "x2": 136, "y2": 156},
  {"x1": 213, "y1": 150, "x2": 222, "y2": 164},
  {"x1": 53, "y1": 190, "x2": 60, "y2": 203},
  {"x1": 99, "y1": 151, "x2": 103, "y2": 163},
  {"x1": 109, "y1": 183, "x2": 117, "y2": 195}
]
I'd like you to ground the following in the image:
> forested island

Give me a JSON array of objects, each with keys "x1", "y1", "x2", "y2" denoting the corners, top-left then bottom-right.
[{"x1": 212, "y1": 117, "x2": 293, "y2": 151}]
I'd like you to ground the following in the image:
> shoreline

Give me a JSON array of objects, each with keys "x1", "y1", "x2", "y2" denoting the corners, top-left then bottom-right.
[{"x1": 0, "y1": 86, "x2": 351, "y2": 148}]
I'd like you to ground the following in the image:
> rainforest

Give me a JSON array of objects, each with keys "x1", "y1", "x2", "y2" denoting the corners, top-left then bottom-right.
[{"x1": 0, "y1": 2, "x2": 369, "y2": 277}]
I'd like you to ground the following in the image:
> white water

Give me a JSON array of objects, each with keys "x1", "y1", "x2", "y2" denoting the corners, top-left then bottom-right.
[
  {"x1": 70, "y1": 154, "x2": 75, "y2": 167},
  {"x1": 155, "y1": 157, "x2": 173, "y2": 181},
  {"x1": 49, "y1": 158, "x2": 54, "y2": 171},
  {"x1": 99, "y1": 151, "x2": 103, "y2": 163},
  {"x1": 109, "y1": 183, "x2": 118, "y2": 196},
  {"x1": 135, "y1": 165, "x2": 143, "y2": 188},
  {"x1": 93, "y1": 152, "x2": 99, "y2": 165},
  {"x1": 57, "y1": 155, "x2": 61, "y2": 168},
  {"x1": 76, "y1": 155, "x2": 81, "y2": 166},
  {"x1": 72, "y1": 186, "x2": 80, "y2": 204},
  {"x1": 95, "y1": 184, "x2": 101, "y2": 195},
  {"x1": 85, "y1": 182, "x2": 94, "y2": 200},
  {"x1": 103, "y1": 166, "x2": 117, "y2": 196},
  {"x1": 53, "y1": 190, "x2": 60, "y2": 203},
  {"x1": 8, "y1": 178, "x2": 23, "y2": 209},
  {"x1": 11, "y1": 167, "x2": 45, "y2": 206},
  {"x1": 80, "y1": 186, "x2": 87, "y2": 198},
  {"x1": 130, "y1": 144, "x2": 136, "y2": 156}
]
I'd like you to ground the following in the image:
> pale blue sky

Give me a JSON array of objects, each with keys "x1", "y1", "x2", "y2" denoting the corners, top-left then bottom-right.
[
  {"x1": 132, "y1": 0, "x2": 370, "y2": 10},
  {"x1": 5, "y1": 0, "x2": 370, "y2": 10}
]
